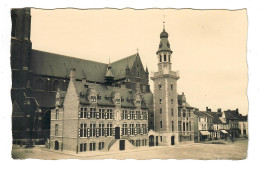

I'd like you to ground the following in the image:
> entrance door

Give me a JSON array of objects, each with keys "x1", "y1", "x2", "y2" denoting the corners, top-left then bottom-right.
[
  {"x1": 156, "y1": 136, "x2": 159, "y2": 146},
  {"x1": 149, "y1": 135, "x2": 154, "y2": 146},
  {"x1": 115, "y1": 127, "x2": 120, "y2": 139},
  {"x1": 54, "y1": 141, "x2": 59, "y2": 150},
  {"x1": 119, "y1": 140, "x2": 125, "y2": 150},
  {"x1": 171, "y1": 136, "x2": 175, "y2": 145}
]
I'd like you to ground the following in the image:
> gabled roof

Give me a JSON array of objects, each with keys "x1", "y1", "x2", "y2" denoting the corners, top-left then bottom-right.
[
  {"x1": 31, "y1": 49, "x2": 108, "y2": 83},
  {"x1": 73, "y1": 81, "x2": 148, "y2": 108},
  {"x1": 110, "y1": 54, "x2": 137, "y2": 80},
  {"x1": 32, "y1": 90, "x2": 56, "y2": 108},
  {"x1": 206, "y1": 111, "x2": 224, "y2": 124},
  {"x1": 224, "y1": 110, "x2": 239, "y2": 120}
]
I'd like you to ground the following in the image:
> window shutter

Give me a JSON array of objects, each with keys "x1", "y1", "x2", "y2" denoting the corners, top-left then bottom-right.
[
  {"x1": 140, "y1": 114, "x2": 143, "y2": 120},
  {"x1": 87, "y1": 112, "x2": 90, "y2": 119},
  {"x1": 134, "y1": 128, "x2": 137, "y2": 135},
  {"x1": 96, "y1": 129, "x2": 99, "y2": 137},
  {"x1": 96, "y1": 113, "x2": 99, "y2": 119},
  {"x1": 141, "y1": 128, "x2": 143, "y2": 135},
  {"x1": 87, "y1": 129, "x2": 90, "y2": 137},
  {"x1": 79, "y1": 129, "x2": 81, "y2": 137},
  {"x1": 105, "y1": 128, "x2": 107, "y2": 137},
  {"x1": 134, "y1": 114, "x2": 137, "y2": 120},
  {"x1": 128, "y1": 128, "x2": 131, "y2": 135},
  {"x1": 105, "y1": 113, "x2": 108, "y2": 119},
  {"x1": 78, "y1": 112, "x2": 81, "y2": 118},
  {"x1": 112, "y1": 128, "x2": 115, "y2": 136},
  {"x1": 121, "y1": 128, "x2": 123, "y2": 136},
  {"x1": 128, "y1": 114, "x2": 130, "y2": 120}
]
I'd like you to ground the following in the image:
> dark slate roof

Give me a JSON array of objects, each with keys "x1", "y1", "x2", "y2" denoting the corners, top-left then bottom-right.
[
  {"x1": 206, "y1": 111, "x2": 224, "y2": 124},
  {"x1": 32, "y1": 90, "x2": 56, "y2": 108},
  {"x1": 238, "y1": 115, "x2": 248, "y2": 121},
  {"x1": 224, "y1": 111, "x2": 239, "y2": 120},
  {"x1": 31, "y1": 49, "x2": 108, "y2": 83},
  {"x1": 74, "y1": 81, "x2": 148, "y2": 109},
  {"x1": 110, "y1": 54, "x2": 137, "y2": 80},
  {"x1": 194, "y1": 111, "x2": 213, "y2": 119}
]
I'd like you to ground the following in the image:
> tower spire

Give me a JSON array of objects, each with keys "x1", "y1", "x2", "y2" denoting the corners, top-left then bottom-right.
[{"x1": 163, "y1": 15, "x2": 165, "y2": 30}]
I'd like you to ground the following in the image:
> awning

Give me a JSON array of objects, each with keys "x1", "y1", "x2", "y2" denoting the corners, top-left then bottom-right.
[
  {"x1": 200, "y1": 131, "x2": 210, "y2": 136},
  {"x1": 221, "y1": 130, "x2": 228, "y2": 134}
]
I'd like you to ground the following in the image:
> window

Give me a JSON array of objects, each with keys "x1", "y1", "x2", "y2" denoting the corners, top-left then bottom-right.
[
  {"x1": 171, "y1": 99, "x2": 173, "y2": 104},
  {"x1": 164, "y1": 54, "x2": 166, "y2": 61},
  {"x1": 160, "y1": 55, "x2": 162, "y2": 62},
  {"x1": 189, "y1": 121, "x2": 191, "y2": 131},
  {"x1": 130, "y1": 111, "x2": 135, "y2": 120},
  {"x1": 97, "y1": 94, "x2": 101, "y2": 100},
  {"x1": 160, "y1": 136, "x2": 163, "y2": 142},
  {"x1": 55, "y1": 124, "x2": 58, "y2": 136},
  {"x1": 79, "y1": 107, "x2": 87, "y2": 118},
  {"x1": 130, "y1": 140, "x2": 134, "y2": 145},
  {"x1": 107, "y1": 109, "x2": 113, "y2": 119},
  {"x1": 171, "y1": 108, "x2": 174, "y2": 116},
  {"x1": 159, "y1": 85, "x2": 162, "y2": 90},
  {"x1": 183, "y1": 122, "x2": 186, "y2": 131},
  {"x1": 52, "y1": 80, "x2": 59, "y2": 91},
  {"x1": 159, "y1": 99, "x2": 162, "y2": 104},
  {"x1": 80, "y1": 143, "x2": 87, "y2": 152},
  {"x1": 99, "y1": 123, "x2": 105, "y2": 136},
  {"x1": 56, "y1": 109, "x2": 59, "y2": 119},
  {"x1": 136, "y1": 100, "x2": 141, "y2": 105},
  {"x1": 99, "y1": 108, "x2": 105, "y2": 119},
  {"x1": 116, "y1": 99, "x2": 121, "y2": 104},
  {"x1": 142, "y1": 124, "x2": 147, "y2": 134},
  {"x1": 178, "y1": 121, "x2": 181, "y2": 131},
  {"x1": 183, "y1": 110, "x2": 186, "y2": 117},
  {"x1": 172, "y1": 121, "x2": 174, "y2": 132},
  {"x1": 122, "y1": 110, "x2": 127, "y2": 120},
  {"x1": 171, "y1": 84, "x2": 173, "y2": 90},
  {"x1": 142, "y1": 111, "x2": 147, "y2": 120},
  {"x1": 122, "y1": 124, "x2": 128, "y2": 135},
  {"x1": 160, "y1": 121, "x2": 162, "y2": 128},
  {"x1": 79, "y1": 123, "x2": 87, "y2": 137},
  {"x1": 188, "y1": 110, "x2": 191, "y2": 117},
  {"x1": 89, "y1": 143, "x2": 96, "y2": 151},
  {"x1": 90, "y1": 123, "x2": 96, "y2": 137},
  {"x1": 98, "y1": 142, "x2": 105, "y2": 150},
  {"x1": 160, "y1": 108, "x2": 162, "y2": 114},
  {"x1": 168, "y1": 55, "x2": 171, "y2": 62},
  {"x1": 136, "y1": 140, "x2": 141, "y2": 147},
  {"x1": 107, "y1": 123, "x2": 113, "y2": 136},
  {"x1": 130, "y1": 124, "x2": 134, "y2": 135},
  {"x1": 121, "y1": 97, "x2": 124, "y2": 102},
  {"x1": 91, "y1": 96, "x2": 96, "y2": 102},
  {"x1": 178, "y1": 108, "x2": 181, "y2": 117},
  {"x1": 136, "y1": 124, "x2": 140, "y2": 134},
  {"x1": 90, "y1": 108, "x2": 96, "y2": 118}
]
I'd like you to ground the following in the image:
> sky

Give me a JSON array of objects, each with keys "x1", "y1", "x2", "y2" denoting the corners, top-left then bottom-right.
[{"x1": 30, "y1": 8, "x2": 248, "y2": 115}]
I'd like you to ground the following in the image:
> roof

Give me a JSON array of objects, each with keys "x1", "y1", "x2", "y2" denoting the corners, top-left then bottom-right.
[
  {"x1": 238, "y1": 115, "x2": 248, "y2": 121},
  {"x1": 224, "y1": 110, "x2": 239, "y2": 120},
  {"x1": 178, "y1": 94, "x2": 193, "y2": 108},
  {"x1": 31, "y1": 49, "x2": 139, "y2": 83},
  {"x1": 206, "y1": 111, "x2": 224, "y2": 124},
  {"x1": 143, "y1": 92, "x2": 153, "y2": 107},
  {"x1": 73, "y1": 81, "x2": 148, "y2": 109},
  {"x1": 193, "y1": 111, "x2": 213, "y2": 119},
  {"x1": 31, "y1": 49, "x2": 108, "y2": 83},
  {"x1": 12, "y1": 101, "x2": 22, "y2": 113},
  {"x1": 110, "y1": 54, "x2": 137, "y2": 80},
  {"x1": 32, "y1": 90, "x2": 56, "y2": 108}
]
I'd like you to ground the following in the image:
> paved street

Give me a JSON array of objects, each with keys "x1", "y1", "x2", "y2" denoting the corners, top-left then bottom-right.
[{"x1": 12, "y1": 138, "x2": 247, "y2": 160}]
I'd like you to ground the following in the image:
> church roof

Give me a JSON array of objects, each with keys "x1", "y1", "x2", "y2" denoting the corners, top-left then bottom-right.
[
  {"x1": 110, "y1": 54, "x2": 137, "y2": 80},
  {"x1": 31, "y1": 49, "x2": 138, "y2": 82},
  {"x1": 32, "y1": 90, "x2": 56, "y2": 108},
  {"x1": 31, "y1": 50, "x2": 108, "y2": 83}
]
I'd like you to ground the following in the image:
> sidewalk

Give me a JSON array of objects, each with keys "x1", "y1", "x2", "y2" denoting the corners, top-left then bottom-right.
[{"x1": 38, "y1": 142, "x2": 204, "y2": 158}]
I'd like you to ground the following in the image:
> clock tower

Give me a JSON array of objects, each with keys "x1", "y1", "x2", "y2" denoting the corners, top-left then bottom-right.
[{"x1": 151, "y1": 24, "x2": 180, "y2": 145}]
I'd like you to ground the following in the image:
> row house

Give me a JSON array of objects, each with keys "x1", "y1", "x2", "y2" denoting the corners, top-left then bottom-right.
[
  {"x1": 237, "y1": 114, "x2": 248, "y2": 137},
  {"x1": 50, "y1": 68, "x2": 149, "y2": 153},
  {"x1": 193, "y1": 111, "x2": 214, "y2": 142}
]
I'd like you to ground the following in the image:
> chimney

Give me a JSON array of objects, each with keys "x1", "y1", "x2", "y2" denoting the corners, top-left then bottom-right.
[
  {"x1": 236, "y1": 108, "x2": 239, "y2": 113},
  {"x1": 70, "y1": 68, "x2": 76, "y2": 81},
  {"x1": 206, "y1": 107, "x2": 208, "y2": 111},
  {"x1": 217, "y1": 108, "x2": 222, "y2": 113}
]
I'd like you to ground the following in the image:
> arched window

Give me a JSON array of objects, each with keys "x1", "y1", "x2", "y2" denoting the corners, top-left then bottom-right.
[
  {"x1": 164, "y1": 54, "x2": 166, "y2": 61},
  {"x1": 36, "y1": 78, "x2": 44, "y2": 90},
  {"x1": 11, "y1": 10, "x2": 17, "y2": 37},
  {"x1": 52, "y1": 80, "x2": 59, "y2": 91}
]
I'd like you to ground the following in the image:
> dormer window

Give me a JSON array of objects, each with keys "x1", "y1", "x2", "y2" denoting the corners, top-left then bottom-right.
[
  {"x1": 105, "y1": 95, "x2": 109, "y2": 100},
  {"x1": 97, "y1": 94, "x2": 101, "y2": 100},
  {"x1": 129, "y1": 90, "x2": 132, "y2": 94},
  {"x1": 80, "y1": 92, "x2": 84, "y2": 98},
  {"x1": 91, "y1": 96, "x2": 96, "y2": 102},
  {"x1": 121, "y1": 96, "x2": 124, "y2": 102},
  {"x1": 116, "y1": 99, "x2": 121, "y2": 104},
  {"x1": 136, "y1": 101, "x2": 141, "y2": 105}
]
